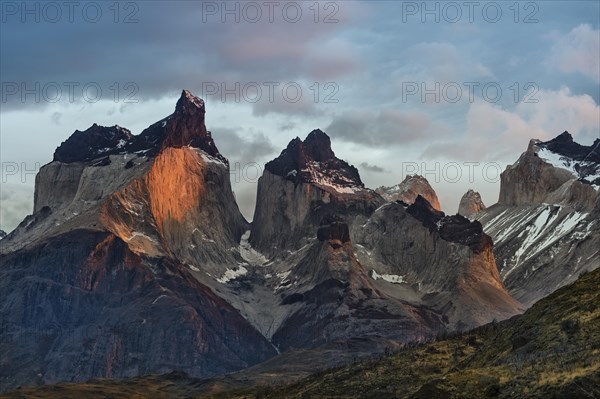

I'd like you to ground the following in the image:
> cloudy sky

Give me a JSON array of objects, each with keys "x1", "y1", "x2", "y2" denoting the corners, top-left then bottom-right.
[{"x1": 1, "y1": 1, "x2": 599, "y2": 231}]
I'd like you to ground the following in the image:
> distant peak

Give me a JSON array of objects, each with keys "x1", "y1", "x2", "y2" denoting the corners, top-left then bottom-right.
[
  {"x1": 553, "y1": 131, "x2": 573, "y2": 143},
  {"x1": 458, "y1": 189, "x2": 486, "y2": 218},
  {"x1": 265, "y1": 130, "x2": 363, "y2": 191},
  {"x1": 176, "y1": 89, "x2": 205, "y2": 112},
  {"x1": 305, "y1": 128, "x2": 328, "y2": 140},
  {"x1": 301, "y1": 129, "x2": 335, "y2": 162},
  {"x1": 538, "y1": 130, "x2": 600, "y2": 163},
  {"x1": 129, "y1": 89, "x2": 226, "y2": 163},
  {"x1": 376, "y1": 174, "x2": 441, "y2": 211},
  {"x1": 403, "y1": 174, "x2": 428, "y2": 182}
]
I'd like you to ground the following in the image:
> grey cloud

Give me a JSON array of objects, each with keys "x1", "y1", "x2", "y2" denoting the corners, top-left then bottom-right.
[
  {"x1": 0, "y1": 2, "x2": 363, "y2": 113},
  {"x1": 232, "y1": 181, "x2": 259, "y2": 222},
  {"x1": 326, "y1": 109, "x2": 440, "y2": 147},
  {"x1": 251, "y1": 91, "x2": 322, "y2": 117},
  {"x1": 0, "y1": 183, "x2": 34, "y2": 232},
  {"x1": 359, "y1": 162, "x2": 388, "y2": 173},
  {"x1": 211, "y1": 127, "x2": 276, "y2": 165},
  {"x1": 50, "y1": 112, "x2": 62, "y2": 125},
  {"x1": 279, "y1": 122, "x2": 296, "y2": 131}
]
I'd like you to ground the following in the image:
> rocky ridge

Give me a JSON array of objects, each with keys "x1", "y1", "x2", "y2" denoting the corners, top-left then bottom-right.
[
  {"x1": 376, "y1": 174, "x2": 442, "y2": 211},
  {"x1": 0, "y1": 90, "x2": 528, "y2": 393},
  {"x1": 0, "y1": 90, "x2": 273, "y2": 392},
  {"x1": 477, "y1": 131, "x2": 600, "y2": 306}
]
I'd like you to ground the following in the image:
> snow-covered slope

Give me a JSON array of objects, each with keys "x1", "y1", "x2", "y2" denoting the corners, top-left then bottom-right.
[{"x1": 478, "y1": 131, "x2": 600, "y2": 306}]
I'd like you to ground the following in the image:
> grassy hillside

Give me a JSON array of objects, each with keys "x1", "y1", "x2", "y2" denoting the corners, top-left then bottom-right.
[{"x1": 3, "y1": 268, "x2": 599, "y2": 399}]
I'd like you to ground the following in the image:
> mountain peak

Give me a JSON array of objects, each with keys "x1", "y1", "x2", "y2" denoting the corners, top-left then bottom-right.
[
  {"x1": 375, "y1": 174, "x2": 441, "y2": 211},
  {"x1": 500, "y1": 131, "x2": 599, "y2": 208},
  {"x1": 52, "y1": 90, "x2": 225, "y2": 164},
  {"x1": 159, "y1": 90, "x2": 214, "y2": 152},
  {"x1": 549, "y1": 131, "x2": 574, "y2": 144},
  {"x1": 130, "y1": 90, "x2": 226, "y2": 163},
  {"x1": 264, "y1": 130, "x2": 363, "y2": 192},
  {"x1": 175, "y1": 89, "x2": 206, "y2": 114},
  {"x1": 538, "y1": 131, "x2": 599, "y2": 163},
  {"x1": 302, "y1": 129, "x2": 335, "y2": 162},
  {"x1": 458, "y1": 189, "x2": 486, "y2": 218}
]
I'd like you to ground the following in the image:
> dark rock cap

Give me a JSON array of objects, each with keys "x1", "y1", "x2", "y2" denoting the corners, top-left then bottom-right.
[
  {"x1": 52, "y1": 90, "x2": 227, "y2": 164},
  {"x1": 540, "y1": 131, "x2": 600, "y2": 163},
  {"x1": 407, "y1": 195, "x2": 492, "y2": 253},
  {"x1": 265, "y1": 129, "x2": 363, "y2": 188},
  {"x1": 53, "y1": 124, "x2": 133, "y2": 163}
]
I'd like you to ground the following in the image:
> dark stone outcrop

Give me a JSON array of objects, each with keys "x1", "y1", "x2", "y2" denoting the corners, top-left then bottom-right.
[
  {"x1": 53, "y1": 124, "x2": 133, "y2": 163},
  {"x1": 131, "y1": 90, "x2": 226, "y2": 163},
  {"x1": 406, "y1": 195, "x2": 445, "y2": 231},
  {"x1": 0, "y1": 230, "x2": 276, "y2": 392},
  {"x1": 541, "y1": 131, "x2": 600, "y2": 163},
  {"x1": 265, "y1": 129, "x2": 363, "y2": 189},
  {"x1": 407, "y1": 195, "x2": 492, "y2": 254},
  {"x1": 52, "y1": 90, "x2": 227, "y2": 164},
  {"x1": 438, "y1": 215, "x2": 492, "y2": 254}
]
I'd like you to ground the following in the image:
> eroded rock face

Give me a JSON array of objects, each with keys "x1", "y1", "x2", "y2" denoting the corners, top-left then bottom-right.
[
  {"x1": 316, "y1": 215, "x2": 350, "y2": 244},
  {"x1": 376, "y1": 175, "x2": 442, "y2": 211},
  {"x1": 272, "y1": 216, "x2": 445, "y2": 351},
  {"x1": 0, "y1": 90, "x2": 268, "y2": 392},
  {"x1": 249, "y1": 134, "x2": 520, "y2": 338},
  {"x1": 499, "y1": 132, "x2": 599, "y2": 211},
  {"x1": 0, "y1": 230, "x2": 275, "y2": 392},
  {"x1": 250, "y1": 131, "x2": 384, "y2": 257},
  {"x1": 458, "y1": 189, "x2": 486, "y2": 219},
  {"x1": 353, "y1": 197, "x2": 521, "y2": 330},
  {"x1": 478, "y1": 131, "x2": 600, "y2": 307}
]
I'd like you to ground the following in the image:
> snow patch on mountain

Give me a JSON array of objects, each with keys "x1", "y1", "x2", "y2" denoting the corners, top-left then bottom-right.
[
  {"x1": 239, "y1": 230, "x2": 269, "y2": 266},
  {"x1": 217, "y1": 265, "x2": 249, "y2": 283},
  {"x1": 370, "y1": 270, "x2": 405, "y2": 284},
  {"x1": 537, "y1": 140, "x2": 600, "y2": 190},
  {"x1": 303, "y1": 161, "x2": 364, "y2": 194}
]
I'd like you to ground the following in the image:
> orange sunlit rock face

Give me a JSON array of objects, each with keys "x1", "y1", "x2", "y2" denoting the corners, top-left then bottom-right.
[
  {"x1": 145, "y1": 146, "x2": 206, "y2": 230},
  {"x1": 100, "y1": 147, "x2": 213, "y2": 257}
]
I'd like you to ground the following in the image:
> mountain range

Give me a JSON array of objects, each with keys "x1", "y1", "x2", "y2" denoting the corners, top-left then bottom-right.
[{"x1": 0, "y1": 90, "x2": 598, "y2": 395}]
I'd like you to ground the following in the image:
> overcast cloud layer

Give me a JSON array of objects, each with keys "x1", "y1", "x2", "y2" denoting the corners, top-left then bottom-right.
[{"x1": 1, "y1": 1, "x2": 599, "y2": 231}]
